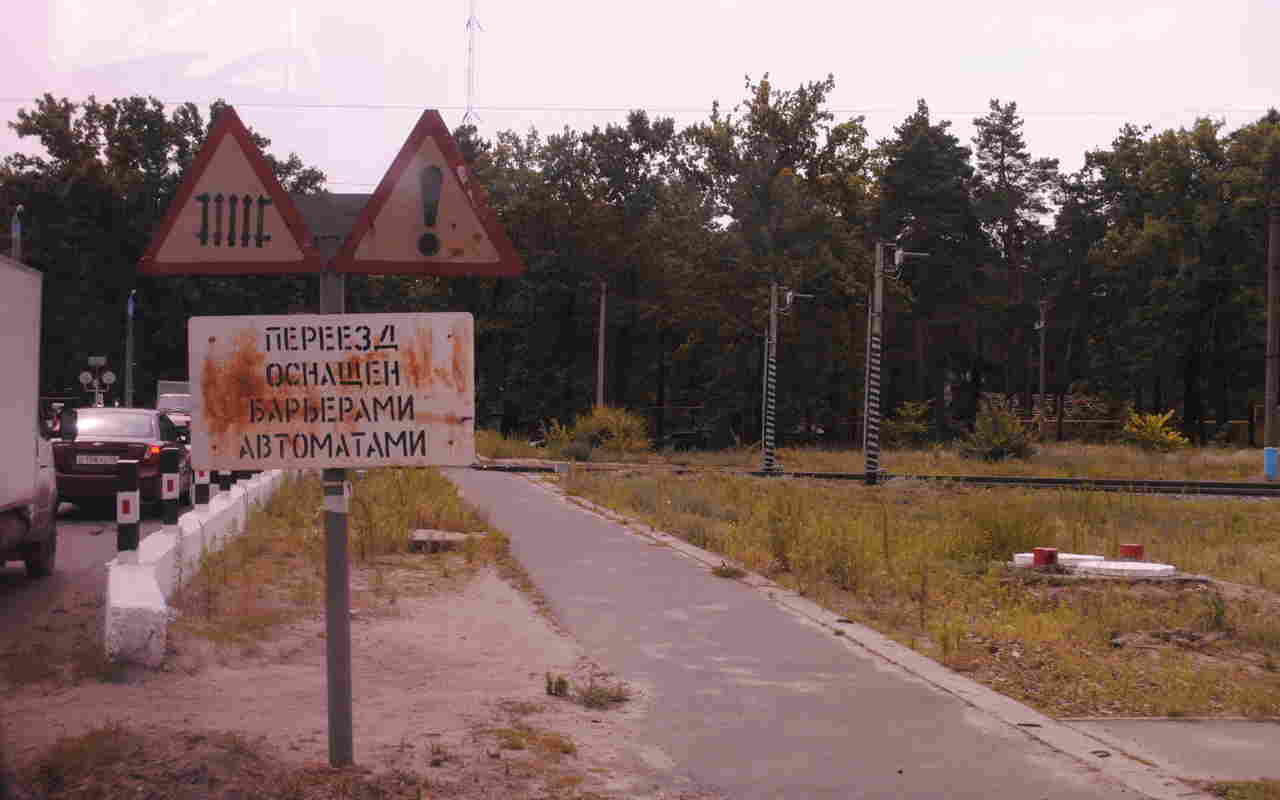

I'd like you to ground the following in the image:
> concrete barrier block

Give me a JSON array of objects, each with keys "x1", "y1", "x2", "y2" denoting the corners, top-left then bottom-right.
[
  {"x1": 139, "y1": 529, "x2": 180, "y2": 597},
  {"x1": 104, "y1": 562, "x2": 168, "y2": 668},
  {"x1": 103, "y1": 469, "x2": 288, "y2": 668}
]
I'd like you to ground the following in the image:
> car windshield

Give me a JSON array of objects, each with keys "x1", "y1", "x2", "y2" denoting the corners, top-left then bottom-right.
[
  {"x1": 76, "y1": 411, "x2": 156, "y2": 438},
  {"x1": 157, "y1": 394, "x2": 192, "y2": 413}
]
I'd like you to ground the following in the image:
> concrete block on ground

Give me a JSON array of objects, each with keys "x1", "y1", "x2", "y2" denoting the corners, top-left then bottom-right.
[
  {"x1": 410, "y1": 528, "x2": 485, "y2": 553},
  {"x1": 104, "y1": 562, "x2": 167, "y2": 668}
]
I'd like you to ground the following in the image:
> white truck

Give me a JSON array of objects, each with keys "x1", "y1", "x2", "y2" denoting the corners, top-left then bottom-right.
[{"x1": 0, "y1": 253, "x2": 58, "y2": 577}]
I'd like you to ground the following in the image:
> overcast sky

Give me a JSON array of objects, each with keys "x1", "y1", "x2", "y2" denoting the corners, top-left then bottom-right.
[{"x1": 2, "y1": 1, "x2": 1276, "y2": 194}]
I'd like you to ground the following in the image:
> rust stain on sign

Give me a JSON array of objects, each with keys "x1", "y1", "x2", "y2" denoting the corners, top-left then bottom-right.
[
  {"x1": 451, "y1": 321, "x2": 470, "y2": 396},
  {"x1": 404, "y1": 327, "x2": 433, "y2": 389},
  {"x1": 201, "y1": 329, "x2": 266, "y2": 437}
]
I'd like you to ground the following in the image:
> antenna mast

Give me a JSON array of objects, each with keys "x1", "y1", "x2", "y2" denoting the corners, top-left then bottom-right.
[{"x1": 463, "y1": 0, "x2": 482, "y2": 125}]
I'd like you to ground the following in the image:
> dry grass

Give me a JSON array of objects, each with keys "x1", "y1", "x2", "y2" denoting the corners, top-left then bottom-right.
[
  {"x1": 0, "y1": 588, "x2": 124, "y2": 691},
  {"x1": 475, "y1": 429, "x2": 546, "y2": 460},
  {"x1": 560, "y1": 468, "x2": 1280, "y2": 718},
  {"x1": 1203, "y1": 780, "x2": 1280, "y2": 799},
  {"x1": 487, "y1": 722, "x2": 577, "y2": 760},
  {"x1": 171, "y1": 468, "x2": 509, "y2": 652},
  {"x1": 658, "y1": 442, "x2": 1267, "y2": 482},
  {"x1": 508, "y1": 441, "x2": 1267, "y2": 483},
  {"x1": 15, "y1": 721, "x2": 430, "y2": 800}
]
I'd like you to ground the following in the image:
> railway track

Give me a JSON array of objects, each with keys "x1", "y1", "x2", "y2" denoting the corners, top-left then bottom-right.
[{"x1": 471, "y1": 462, "x2": 1280, "y2": 497}]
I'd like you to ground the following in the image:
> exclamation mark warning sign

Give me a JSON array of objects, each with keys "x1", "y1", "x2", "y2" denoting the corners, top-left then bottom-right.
[
  {"x1": 332, "y1": 109, "x2": 524, "y2": 276},
  {"x1": 418, "y1": 165, "x2": 442, "y2": 257}
]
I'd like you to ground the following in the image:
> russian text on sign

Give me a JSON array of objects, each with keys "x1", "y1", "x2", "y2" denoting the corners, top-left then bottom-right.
[{"x1": 189, "y1": 312, "x2": 474, "y2": 470}]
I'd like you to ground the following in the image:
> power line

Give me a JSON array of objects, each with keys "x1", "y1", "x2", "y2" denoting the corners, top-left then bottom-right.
[{"x1": 0, "y1": 96, "x2": 1272, "y2": 118}]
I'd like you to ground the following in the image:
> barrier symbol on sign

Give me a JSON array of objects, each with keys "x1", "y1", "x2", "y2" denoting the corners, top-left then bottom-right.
[
  {"x1": 121, "y1": 499, "x2": 131, "y2": 516},
  {"x1": 195, "y1": 193, "x2": 274, "y2": 248}
]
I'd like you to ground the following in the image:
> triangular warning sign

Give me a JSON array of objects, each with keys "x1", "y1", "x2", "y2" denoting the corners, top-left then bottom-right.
[
  {"x1": 333, "y1": 111, "x2": 524, "y2": 277},
  {"x1": 139, "y1": 107, "x2": 319, "y2": 275}
]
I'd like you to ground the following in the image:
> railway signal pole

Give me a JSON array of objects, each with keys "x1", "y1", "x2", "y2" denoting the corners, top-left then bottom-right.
[
  {"x1": 761, "y1": 283, "x2": 813, "y2": 473},
  {"x1": 863, "y1": 242, "x2": 927, "y2": 485}
]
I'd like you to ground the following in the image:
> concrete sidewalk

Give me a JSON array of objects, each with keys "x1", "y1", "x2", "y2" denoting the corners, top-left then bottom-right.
[{"x1": 445, "y1": 468, "x2": 1243, "y2": 799}]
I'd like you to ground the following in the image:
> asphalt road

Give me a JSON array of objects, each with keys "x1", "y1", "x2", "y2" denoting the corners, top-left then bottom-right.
[
  {"x1": 446, "y1": 469, "x2": 1143, "y2": 800},
  {"x1": 0, "y1": 502, "x2": 167, "y2": 630}
]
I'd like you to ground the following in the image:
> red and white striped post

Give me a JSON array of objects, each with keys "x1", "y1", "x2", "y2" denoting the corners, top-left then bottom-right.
[
  {"x1": 116, "y1": 459, "x2": 141, "y2": 563},
  {"x1": 194, "y1": 469, "x2": 211, "y2": 510},
  {"x1": 160, "y1": 448, "x2": 181, "y2": 527}
]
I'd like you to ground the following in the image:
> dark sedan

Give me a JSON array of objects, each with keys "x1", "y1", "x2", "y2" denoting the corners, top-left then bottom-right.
[{"x1": 53, "y1": 408, "x2": 192, "y2": 509}]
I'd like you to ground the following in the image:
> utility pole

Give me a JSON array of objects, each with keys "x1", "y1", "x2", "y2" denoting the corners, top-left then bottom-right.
[
  {"x1": 863, "y1": 246, "x2": 886, "y2": 484},
  {"x1": 1037, "y1": 297, "x2": 1048, "y2": 430},
  {"x1": 596, "y1": 279, "x2": 606, "y2": 407},
  {"x1": 125, "y1": 290, "x2": 136, "y2": 407},
  {"x1": 462, "y1": 0, "x2": 483, "y2": 125},
  {"x1": 10, "y1": 205, "x2": 22, "y2": 261},
  {"x1": 863, "y1": 242, "x2": 927, "y2": 485},
  {"x1": 761, "y1": 283, "x2": 813, "y2": 473},
  {"x1": 762, "y1": 282, "x2": 779, "y2": 472},
  {"x1": 1266, "y1": 197, "x2": 1280, "y2": 448}
]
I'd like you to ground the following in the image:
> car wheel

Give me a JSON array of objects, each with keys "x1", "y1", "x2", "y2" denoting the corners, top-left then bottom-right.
[{"x1": 24, "y1": 532, "x2": 56, "y2": 578}]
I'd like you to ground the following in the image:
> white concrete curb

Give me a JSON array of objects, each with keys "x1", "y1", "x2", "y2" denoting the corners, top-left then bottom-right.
[
  {"x1": 529, "y1": 474, "x2": 1215, "y2": 800},
  {"x1": 104, "y1": 471, "x2": 288, "y2": 667}
]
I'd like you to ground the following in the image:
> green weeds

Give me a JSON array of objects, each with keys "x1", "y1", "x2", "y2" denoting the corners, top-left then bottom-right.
[{"x1": 561, "y1": 469, "x2": 1280, "y2": 717}]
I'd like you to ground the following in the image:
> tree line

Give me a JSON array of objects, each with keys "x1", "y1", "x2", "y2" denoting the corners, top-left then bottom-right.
[{"x1": 3, "y1": 77, "x2": 1278, "y2": 445}]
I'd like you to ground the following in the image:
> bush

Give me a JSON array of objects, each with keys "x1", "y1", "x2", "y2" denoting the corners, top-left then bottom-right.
[
  {"x1": 561, "y1": 440, "x2": 593, "y2": 462},
  {"x1": 958, "y1": 401, "x2": 1037, "y2": 462},
  {"x1": 1122, "y1": 409, "x2": 1189, "y2": 452},
  {"x1": 539, "y1": 419, "x2": 573, "y2": 458},
  {"x1": 883, "y1": 401, "x2": 931, "y2": 448},
  {"x1": 569, "y1": 406, "x2": 650, "y2": 453}
]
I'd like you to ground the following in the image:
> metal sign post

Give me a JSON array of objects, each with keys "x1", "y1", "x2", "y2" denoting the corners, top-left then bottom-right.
[{"x1": 319, "y1": 269, "x2": 353, "y2": 767}]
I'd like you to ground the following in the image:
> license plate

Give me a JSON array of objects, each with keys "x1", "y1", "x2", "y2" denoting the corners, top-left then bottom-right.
[{"x1": 76, "y1": 454, "x2": 118, "y2": 466}]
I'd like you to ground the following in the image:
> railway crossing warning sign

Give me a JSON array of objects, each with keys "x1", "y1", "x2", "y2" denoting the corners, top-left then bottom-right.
[{"x1": 139, "y1": 108, "x2": 320, "y2": 275}]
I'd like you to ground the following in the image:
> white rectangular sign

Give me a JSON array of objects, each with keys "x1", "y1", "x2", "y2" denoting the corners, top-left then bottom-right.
[{"x1": 189, "y1": 313, "x2": 475, "y2": 470}]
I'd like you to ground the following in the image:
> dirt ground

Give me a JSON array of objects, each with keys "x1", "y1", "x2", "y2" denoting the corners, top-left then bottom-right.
[{"x1": 1, "y1": 563, "x2": 717, "y2": 799}]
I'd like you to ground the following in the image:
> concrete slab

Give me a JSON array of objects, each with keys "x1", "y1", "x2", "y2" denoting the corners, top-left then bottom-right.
[
  {"x1": 409, "y1": 529, "x2": 483, "y2": 553},
  {"x1": 1067, "y1": 718, "x2": 1280, "y2": 782},
  {"x1": 445, "y1": 468, "x2": 1216, "y2": 800}
]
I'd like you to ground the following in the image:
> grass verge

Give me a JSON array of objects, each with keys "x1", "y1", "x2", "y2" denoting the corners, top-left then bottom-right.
[
  {"x1": 171, "y1": 468, "x2": 511, "y2": 655},
  {"x1": 16, "y1": 721, "x2": 429, "y2": 800},
  {"x1": 499, "y1": 441, "x2": 1269, "y2": 483},
  {"x1": 560, "y1": 469, "x2": 1280, "y2": 718},
  {"x1": 1203, "y1": 780, "x2": 1280, "y2": 799}
]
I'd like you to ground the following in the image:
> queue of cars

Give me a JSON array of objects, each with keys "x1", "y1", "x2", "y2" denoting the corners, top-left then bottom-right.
[{"x1": 52, "y1": 407, "x2": 194, "y2": 510}]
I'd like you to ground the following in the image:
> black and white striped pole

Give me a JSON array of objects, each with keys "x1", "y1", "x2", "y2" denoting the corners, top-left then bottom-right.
[
  {"x1": 217, "y1": 470, "x2": 233, "y2": 494},
  {"x1": 194, "y1": 469, "x2": 210, "y2": 510},
  {"x1": 115, "y1": 459, "x2": 141, "y2": 563},
  {"x1": 160, "y1": 449, "x2": 181, "y2": 527},
  {"x1": 863, "y1": 242, "x2": 927, "y2": 486},
  {"x1": 761, "y1": 282, "x2": 779, "y2": 473},
  {"x1": 863, "y1": 243, "x2": 885, "y2": 485}
]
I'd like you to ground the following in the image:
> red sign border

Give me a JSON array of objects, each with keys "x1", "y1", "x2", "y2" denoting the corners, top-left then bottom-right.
[
  {"x1": 330, "y1": 110, "x2": 525, "y2": 277},
  {"x1": 138, "y1": 107, "x2": 321, "y2": 276}
]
